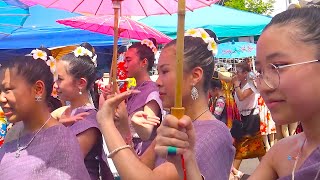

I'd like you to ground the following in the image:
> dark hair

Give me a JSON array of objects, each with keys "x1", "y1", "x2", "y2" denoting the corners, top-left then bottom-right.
[
  {"x1": 264, "y1": 6, "x2": 320, "y2": 57},
  {"x1": 205, "y1": 29, "x2": 219, "y2": 44},
  {"x1": 47, "y1": 96, "x2": 62, "y2": 112},
  {"x1": 61, "y1": 52, "x2": 96, "y2": 90},
  {"x1": 164, "y1": 29, "x2": 215, "y2": 92},
  {"x1": 80, "y1": 42, "x2": 95, "y2": 54},
  {"x1": 236, "y1": 61, "x2": 251, "y2": 73},
  {"x1": 128, "y1": 38, "x2": 157, "y2": 72},
  {"x1": 61, "y1": 44, "x2": 99, "y2": 107},
  {"x1": 0, "y1": 55, "x2": 54, "y2": 107},
  {"x1": 210, "y1": 71, "x2": 222, "y2": 90}
]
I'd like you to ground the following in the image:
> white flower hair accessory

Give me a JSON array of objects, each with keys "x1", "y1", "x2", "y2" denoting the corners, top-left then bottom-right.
[
  {"x1": 185, "y1": 28, "x2": 218, "y2": 56},
  {"x1": 92, "y1": 55, "x2": 98, "y2": 67},
  {"x1": 141, "y1": 39, "x2": 157, "y2": 54},
  {"x1": 28, "y1": 49, "x2": 58, "y2": 81},
  {"x1": 31, "y1": 49, "x2": 47, "y2": 61},
  {"x1": 73, "y1": 46, "x2": 97, "y2": 67}
]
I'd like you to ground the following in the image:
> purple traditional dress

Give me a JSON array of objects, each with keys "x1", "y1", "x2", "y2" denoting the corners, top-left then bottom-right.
[
  {"x1": 65, "y1": 105, "x2": 113, "y2": 180},
  {"x1": 0, "y1": 124, "x2": 90, "y2": 180},
  {"x1": 278, "y1": 145, "x2": 320, "y2": 180},
  {"x1": 126, "y1": 81, "x2": 162, "y2": 155},
  {"x1": 156, "y1": 120, "x2": 235, "y2": 180}
]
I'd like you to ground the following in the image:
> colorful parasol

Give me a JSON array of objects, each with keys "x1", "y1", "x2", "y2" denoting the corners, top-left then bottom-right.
[
  {"x1": 20, "y1": 0, "x2": 218, "y2": 92},
  {"x1": 56, "y1": 15, "x2": 171, "y2": 44}
]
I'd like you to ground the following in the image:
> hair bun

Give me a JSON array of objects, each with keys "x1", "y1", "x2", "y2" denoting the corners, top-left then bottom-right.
[{"x1": 204, "y1": 29, "x2": 219, "y2": 44}]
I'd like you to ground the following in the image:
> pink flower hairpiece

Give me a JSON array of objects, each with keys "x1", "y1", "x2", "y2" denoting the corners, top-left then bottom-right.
[{"x1": 141, "y1": 39, "x2": 157, "y2": 54}]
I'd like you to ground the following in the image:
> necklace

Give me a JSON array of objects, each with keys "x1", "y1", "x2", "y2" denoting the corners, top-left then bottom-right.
[
  {"x1": 193, "y1": 108, "x2": 209, "y2": 121},
  {"x1": 15, "y1": 115, "x2": 52, "y2": 158},
  {"x1": 291, "y1": 137, "x2": 307, "y2": 180}
]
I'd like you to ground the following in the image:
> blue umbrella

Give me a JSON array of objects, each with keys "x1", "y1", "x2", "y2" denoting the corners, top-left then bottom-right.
[
  {"x1": 216, "y1": 41, "x2": 256, "y2": 59},
  {"x1": 0, "y1": 0, "x2": 29, "y2": 39}
]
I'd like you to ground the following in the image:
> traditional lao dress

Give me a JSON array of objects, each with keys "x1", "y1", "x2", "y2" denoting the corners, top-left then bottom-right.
[
  {"x1": 0, "y1": 124, "x2": 91, "y2": 180},
  {"x1": 156, "y1": 120, "x2": 235, "y2": 180},
  {"x1": 64, "y1": 105, "x2": 113, "y2": 180},
  {"x1": 278, "y1": 145, "x2": 320, "y2": 180},
  {"x1": 126, "y1": 81, "x2": 162, "y2": 155}
]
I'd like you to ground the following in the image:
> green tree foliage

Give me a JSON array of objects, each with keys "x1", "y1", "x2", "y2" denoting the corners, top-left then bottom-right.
[{"x1": 224, "y1": 0, "x2": 275, "y2": 15}]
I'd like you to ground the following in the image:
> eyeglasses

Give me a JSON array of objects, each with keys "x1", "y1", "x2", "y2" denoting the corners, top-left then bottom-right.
[{"x1": 255, "y1": 59, "x2": 319, "y2": 89}]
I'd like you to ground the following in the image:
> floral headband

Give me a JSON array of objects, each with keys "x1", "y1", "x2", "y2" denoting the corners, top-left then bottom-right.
[
  {"x1": 141, "y1": 39, "x2": 157, "y2": 54},
  {"x1": 73, "y1": 46, "x2": 98, "y2": 67},
  {"x1": 184, "y1": 28, "x2": 218, "y2": 56},
  {"x1": 28, "y1": 49, "x2": 58, "y2": 81}
]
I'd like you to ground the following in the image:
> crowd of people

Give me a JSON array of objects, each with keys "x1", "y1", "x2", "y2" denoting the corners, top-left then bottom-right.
[{"x1": 0, "y1": 6, "x2": 319, "y2": 180}]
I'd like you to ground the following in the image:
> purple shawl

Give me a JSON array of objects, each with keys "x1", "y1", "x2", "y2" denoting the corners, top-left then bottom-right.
[
  {"x1": 67, "y1": 105, "x2": 113, "y2": 180},
  {"x1": 156, "y1": 120, "x2": 235, "y2": 180},
  {"x1": 0, "y1": 124, "x2": 90, "y2": 180},
  {"x1": 126, "y1": 81, "x2": 160, "y2": 116},
  {"x1": 278, "y1": 146, "x2": 320, "y2": 180},
  {"x1": 126, "y1": 81, "x2": 162, "y2": 155}
]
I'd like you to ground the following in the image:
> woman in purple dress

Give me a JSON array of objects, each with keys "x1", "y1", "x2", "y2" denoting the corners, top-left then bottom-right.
[
  {"x1": 250, "y1": 6, "x2": 320, "y2": 180},
  {"x1": 53, "y1": 43, "x2": 112, "y2": 180},
  {"x1": 103, "y1": 38, "x2": 162, "y2": 156},
  {"x1": 97, "y1": 28, "x2": 235, "y2": 180},
  {"x1": 0, "y1": 53, "x2": 90, "y2": 179}
]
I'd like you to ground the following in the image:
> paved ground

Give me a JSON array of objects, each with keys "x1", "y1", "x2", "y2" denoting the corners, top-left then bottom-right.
[{"x1": 239, "y1": 158, "x2": 260, "y2": 179}]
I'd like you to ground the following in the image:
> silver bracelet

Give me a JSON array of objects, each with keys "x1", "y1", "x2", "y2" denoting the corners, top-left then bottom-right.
[{"x1": 107, "y1": 145, "x2": 132, "y2": 158}]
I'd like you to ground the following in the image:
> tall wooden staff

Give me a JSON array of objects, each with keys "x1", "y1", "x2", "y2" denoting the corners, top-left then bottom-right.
[
  {"x1": 110, "y1": 0, "x2": 123, "y2": 92},
  {"x1": 172, "y1": 0, "x2": 186, "y2": 179}
]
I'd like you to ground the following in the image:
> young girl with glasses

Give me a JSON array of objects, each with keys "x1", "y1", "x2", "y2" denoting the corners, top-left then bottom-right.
[{"x1": 250, "y1": 6, "x2": 320, "y2": 180}]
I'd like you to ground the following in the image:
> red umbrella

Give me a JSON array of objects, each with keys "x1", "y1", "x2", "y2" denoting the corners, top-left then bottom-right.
[{"x1": 56, "y1": 15, "x2": 171, "y2": 44}]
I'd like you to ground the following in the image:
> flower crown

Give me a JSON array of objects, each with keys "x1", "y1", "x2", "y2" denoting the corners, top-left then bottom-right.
[
  {"x1": 141, "y1": 39, "x2": 157, "y2": 54},
  {"x1": 28, "y1": 49, "x2": 58, "y2": 81},
  {"x1": 184, "y1": 28, "x2": 218, "y2": 56},
  {"x1": 73, "y1": 46, "x2": 98, "y2": 67}
]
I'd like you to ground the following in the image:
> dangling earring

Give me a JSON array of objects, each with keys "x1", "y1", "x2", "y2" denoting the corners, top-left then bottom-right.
[
  {"x1": 191, "y1": 84, "x2": 199, "y2": 100},
  {"x1": 35, "y1": 95, "x2": 42, "y2": 102},
  {"x1": 79, "y1": 89, "x2": 82, "y2": 95}
]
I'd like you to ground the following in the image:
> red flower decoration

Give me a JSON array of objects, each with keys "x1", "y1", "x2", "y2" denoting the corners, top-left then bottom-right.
[{"x1": 117, "y1": 61, "x2": 127, "y2": 93}]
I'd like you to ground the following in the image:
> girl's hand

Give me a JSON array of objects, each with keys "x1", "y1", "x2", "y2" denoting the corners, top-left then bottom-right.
[
  {"x1": 155, "y1": 115, "x2": 196, "y2": 159},
  {"x1": 114, "y1": 100, "x2": 129, "y2": 128},
  {"x1": 232, "y1": 75, "x2": 240, "y2": 87},
  {"x1": 100, "y1": 84, "x2": 113, "y2": 100},
  {"x1": 97, "y1": 90, "x2": 139, "y2": 128},
  {"x1": 60, "y1": 112, "x2": 90, "y2": 126},
  {"x1": 131, "y1": 111, "x2": 161, "y2": 127}
]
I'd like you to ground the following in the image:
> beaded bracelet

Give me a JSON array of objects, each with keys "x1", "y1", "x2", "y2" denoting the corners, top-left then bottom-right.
[{"x1": 107, "y1": 145, "x2": 131, "y2": 158}]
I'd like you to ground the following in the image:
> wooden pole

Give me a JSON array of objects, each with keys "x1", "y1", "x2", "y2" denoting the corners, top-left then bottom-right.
[
  {"x1": 171, "y1": 0, "x2": 186, "y2": 119},
  {"x1": 110, "y1": 0, "x2": 122, "y2": 93}
]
